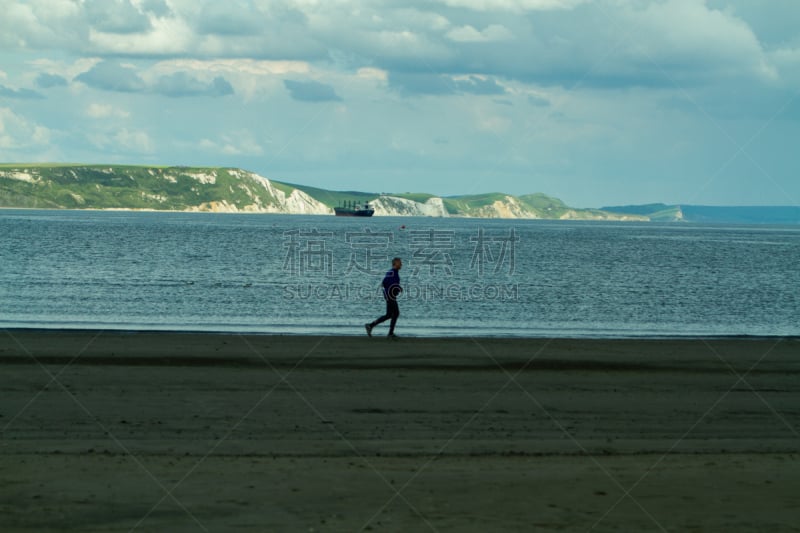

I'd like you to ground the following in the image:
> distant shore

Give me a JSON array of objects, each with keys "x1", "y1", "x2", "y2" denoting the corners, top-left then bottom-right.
[
  {"x1": 0, "y1": 205, "x2": 645, "y2": 219},
  {"x1": 1, "y1": 331, "x2": 798, "y2": 531},
  {"x1": 4, "y1": 205, "x2": 800, "y2": 225}
]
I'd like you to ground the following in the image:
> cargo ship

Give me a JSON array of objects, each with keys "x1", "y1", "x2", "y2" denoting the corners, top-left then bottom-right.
[{"x1": 334, "y1": 200, "x2": 374, "y2": 217}]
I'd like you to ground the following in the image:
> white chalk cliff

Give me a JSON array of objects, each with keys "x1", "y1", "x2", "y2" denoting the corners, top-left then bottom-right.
[{"x1": 370, "y1": 196, "x2": 449, "y2": 217}]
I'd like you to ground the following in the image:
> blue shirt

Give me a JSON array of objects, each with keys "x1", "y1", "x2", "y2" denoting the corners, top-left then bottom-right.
[{"x1": 381, "y1": 268, "x2": 401, "y2": 300}]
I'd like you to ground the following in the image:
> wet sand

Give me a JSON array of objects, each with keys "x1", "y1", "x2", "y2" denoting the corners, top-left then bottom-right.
[{"x1": 1, "y1": 332, "x2": 798, "y2": 531}]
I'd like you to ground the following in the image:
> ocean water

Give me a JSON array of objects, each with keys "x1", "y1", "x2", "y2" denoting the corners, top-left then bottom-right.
[{"x1": 1, "y1": 209, "x2": 798, "y2": 337}]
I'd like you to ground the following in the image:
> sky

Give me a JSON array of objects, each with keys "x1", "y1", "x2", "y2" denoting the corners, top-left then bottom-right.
[{"x1": 0, "y1": 0, "x2": 798, "y2": 207}]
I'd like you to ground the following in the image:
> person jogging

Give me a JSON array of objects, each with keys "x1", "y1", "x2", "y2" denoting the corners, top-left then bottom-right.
[{"x1": 365, "y1": 257, "x2": 403, "y2": 339}]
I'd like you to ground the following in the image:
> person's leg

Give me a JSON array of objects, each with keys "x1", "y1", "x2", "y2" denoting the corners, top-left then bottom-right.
[
  {"x1": 370, "y1": 298, "x2": 393, "y2": 328},
  {"x1": 387, "y1": 300, "x2": 400, "y2": 335}
]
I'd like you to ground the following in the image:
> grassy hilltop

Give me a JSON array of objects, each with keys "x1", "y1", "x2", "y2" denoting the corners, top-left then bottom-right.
[{"x1": 0, "y1": 165, "x2": 287, "y2": 211}]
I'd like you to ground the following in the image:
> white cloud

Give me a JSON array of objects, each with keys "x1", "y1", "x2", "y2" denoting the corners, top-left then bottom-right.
[
  {"x1": 387, "y1": 7, "x2": 451, "y2": 32},
  {"x1": 115, "y1": 128, "x2": 154, "y2": 153},
  {"x1": 89, "y1": 128, "x2": 154, "y2": 153},
  {"x1": 446, "y1": 24, "x2": 513, "y2": 43},
  {"x1": 366, "y1": 29, "x2": 454, "y2": 62},
  {"x1": 0, "y1": 0, "x2": 784, "y2": 93},
  {"x1": 0, "y1": 0, "x2": 83, "y2": 49},
  {"x1": 148, "y1": 59, "x2": 310, "y2": 77},
  {"x1": 86, "y1": 103, "x2": 131, "y2": 119},
  {"x1": 0, "y1": 107, "x2": 51, "y2": 150},
  {"x1": 765, "y1": 45, "x2": 800, "y2": 89},
  {"x1": 144, "y1": 59, "x2": 310, "y2": 100},
  {"x1": 620, "y1": 0, "x2": 776, "y2": 82},
  {"x1": 356, "y1": 67, "x2": 388, "y2": 82},
  {"x1": 199, "y1": 131, "x2": 264, "y2": 156},
  {"x1": 88, "y1": 15, "x2": 194, "y2": 56},
  {"x1": 473, "y1": 107, "x2": 512, "y2": 133},
  {"x1": 30, "y1": 57, "x2": 102, "y2": 81},
  {"x1": 435, "y1": 0, "x2": 586, "y2": 11}
]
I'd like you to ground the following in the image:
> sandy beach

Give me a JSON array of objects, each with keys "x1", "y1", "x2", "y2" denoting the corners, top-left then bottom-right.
[{"x1": 1, "y1": 332, "x2": 798, "y2": 532}]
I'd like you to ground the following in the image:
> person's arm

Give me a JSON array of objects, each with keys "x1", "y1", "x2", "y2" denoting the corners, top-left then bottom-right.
[{"x1": 381, "y1": 270, "x2": 393, "y2": 292}]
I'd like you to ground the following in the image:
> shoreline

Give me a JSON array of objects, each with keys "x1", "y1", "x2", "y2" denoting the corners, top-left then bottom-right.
[
  {"x1": 2, "y1": 326, "x2": 798, "y2": 341},
  {"x1": 2, "y1": 205, "x2": 646, "y2": 221},
  {"x1": 4, "y1": 205, "x2": 800, "y2": 226}
]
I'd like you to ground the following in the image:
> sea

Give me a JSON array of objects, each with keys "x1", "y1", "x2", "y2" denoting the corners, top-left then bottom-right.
[{"x1": 1, "y1": 209, "x2": 798, "y2": 338}]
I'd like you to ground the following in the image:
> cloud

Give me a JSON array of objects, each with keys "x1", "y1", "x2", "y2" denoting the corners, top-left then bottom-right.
[
  {"x1": 454, "y1": 75, "x2": 506, "y2": 94},
  {"x1": 707, "y1": 0, "x2": 800, "y2": 49},
  {"x1": 389, "y1": 72, "x2": 506, "y2": 95},
  {"x1": 86, "y1": 103, "x2": 130, "y2": 119},
  {"x1": 114, "y1": 128, "x2": 154, "y2": 153},
  {"x1": 0, "y1": 107, "x2": 51, "y2": 149},
  {"x1": 388, "y1": 72, "x2": 454, "y2": 95},
  {"x1": 87, "y1": 126, "x2": 154, "y2": 154},
  {"x1": 356, "y1": 67, "x2": 389, "y2": 82},
  {"x1": 0, "y1": 1, "x2": 782, "y2": 94},
  {"x1": 435, "y1": 0, "x2": 587, "y2": 11},
  {"x1": 74, "y1": 61, "x2": 234, "y2": 98},
  {"x1": 209, "y1": 76, "x2": 235, "y2": 96},
  {"x1": 0, "y1": 0, "x2": 85, "y2": 50},
  {"x1": 475, "y1": 113, "x2": 512, "y2": 133},
  {"x1": 430, "y1": 1, "x2": 777, "y2": 90},
  {"x1": 30, "y1": 57, "x2": 103, "y2": 82},
  {"x1": 0, "y1": 85, "x2": 44, "y2": 99},
  {"x1": 446, "y1": 24, "x2": 513, "y2": 42},
  {"x1": 35, "y1": 73, "x2": 68, "y2": 89},
  {"x1": 283, "y1": 79, "x2": 342, "y2": 102},
  {"x1": 527, "y1": 94, "x2": 550, "y2": 107},
  {"x1": 199, "y1": 130, "x2": 264, "y2": 155},
  {"x1": 150, "y1": 59, "x2": 310, "y2": 76},
  {"x1": 193, "y1": 1, "x2": 262, "y2": 36},
  {"x1": 75, "y1": 61, "x2": 146, "y2": 92},
  {"x1": 153, "y1": 72, "x2": 234, "y2": 97},
  {"x1": 618, "y1": 0, "x2": 777, "y2": 83},
  {"x1": 86, "y1": 15, "x2": 195, "y2": 56},
  {"x1": 84, "y1": 0, "x2": 151, "y2": 34},
  {"x1": 140, "y1": 0, "x2": 171, "y2": 18}
]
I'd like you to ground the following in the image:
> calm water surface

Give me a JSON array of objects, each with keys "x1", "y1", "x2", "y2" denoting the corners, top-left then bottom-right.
[{"x1": 1, "y1": 209, "x2": 798, "y2": 337}]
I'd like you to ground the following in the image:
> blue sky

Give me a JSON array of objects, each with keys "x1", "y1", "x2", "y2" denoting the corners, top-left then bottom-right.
[{"x1": 0, "y1": 0, "x2": 798, "y2": 206}]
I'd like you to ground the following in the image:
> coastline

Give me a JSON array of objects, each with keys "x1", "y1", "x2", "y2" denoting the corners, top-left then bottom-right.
[
  {"x1": 2, "y1": 325, "x2": 798, "y2": 340},
  {"x1": 2, "y1": 331, "x2": 798, "y2": 531},
  {"x1": 0, "y1": 205, "x2": 640, "y2": 220}
]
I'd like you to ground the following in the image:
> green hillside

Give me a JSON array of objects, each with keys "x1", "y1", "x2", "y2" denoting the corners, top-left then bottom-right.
[
  {"x1": 0, "y1": 165, "x2": 284, "y2": 211},
  {"x1": 518, "y1": 193, "x2": 569, "y2": 216},
  {"x1": 442, "y1": 192, "x2": 509, "y2": 214},
  {"x1": 274, "y1": 180, "x2": 375, "y2": 208}
]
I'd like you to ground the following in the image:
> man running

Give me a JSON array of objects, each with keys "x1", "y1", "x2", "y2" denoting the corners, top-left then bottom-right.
[{"x1": 365, "y1": 257, "x2": 403, "y2": 339}]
